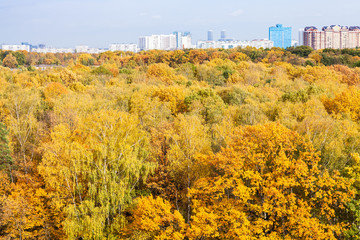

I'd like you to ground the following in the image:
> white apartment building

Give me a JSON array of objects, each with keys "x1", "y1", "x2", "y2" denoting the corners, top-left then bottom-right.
[
  {"x1": 197, "y1": 39, "x2": 273, "y2": 49},
  {"x1": 75, "y1": 46, "x2": 106, "y2": 54},
  {"x1": 32, "y1": 48, "x2": 74, "y2": 53},
  {"x1": 139, "y1": 34, "x2": 177, "y2": 51},
  {"x1": 109, "y1": 43, "x2": 138, "y2": 52},
  {"x1": 2, "y1": 44, "x2": 30, "y2": 52},
  {"x1": 250, "y1": 39, "x2": 274, "y2": 49},
  {"x1": 181, "y1": 35, "x2": 194, "y2": 49},
  {"x1": 75, "y1": 45, "x2": 90, "y2": 53}
]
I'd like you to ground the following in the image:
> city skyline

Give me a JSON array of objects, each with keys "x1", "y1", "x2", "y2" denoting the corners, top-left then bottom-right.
[{"x1": 1, "y1": 0, "x2": 360, "y2": 48}]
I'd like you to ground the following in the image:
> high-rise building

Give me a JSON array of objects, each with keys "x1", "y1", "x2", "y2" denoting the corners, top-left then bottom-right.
[
  {"x1": 181, "y1": 32, "x2": 193, "y2": 49},
  {"x1": 139, "y1": 34, "x2": 177, "y2": 51},
  {"x1": 269, "y1": 24, "x2": 292, "y2": 48},
  {"x1": 173, "y1": 31, "x2": 192, "y2": 49},
  {"x1": 221, "y1": 30, "x2": 226, "y2": 40},
  {"x1": 298, "y1": 29, "x2": 304, "y2": 46},
  {"x1": 303, "y1": 25, "x2": 360, "y2": 50},
  {"x1": 207, "y1": 30, "x2": 213, "y2": 41},
  {"x1": 173, "y1": 31, "x2": 183, "y2": 49}
]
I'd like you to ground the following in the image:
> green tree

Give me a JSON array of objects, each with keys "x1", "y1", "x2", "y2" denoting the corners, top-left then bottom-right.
[
  {"x1": 13, "y1": 52, "x2": 26, "y2": 66},
  {"x1": 287, "y1": 45, "x2": 314, "y2": 57}
]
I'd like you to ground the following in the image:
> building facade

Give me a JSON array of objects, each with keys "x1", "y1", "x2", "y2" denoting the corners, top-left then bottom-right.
[
  {"x1": 172, "y1": 31, "x2": 193, "y2": 49},
  {"x1": 208, "y1": 30, "x2": 213, "y2": 41},
  {"x1": 303, "y1": 25, "x2": 360, "y2": 50},
  {"x1": 2, "y1": 44, "x2": 30, "y2": 52},
  {"x1": 32, "y1": 48, "x2": 74, "y2": 53},
  {"x1": 181, "y1": 33, "x2": 193, "y2": 49},
  {"x1": 298, "y1": 28, "x2": 304, "y2": 46},
  {"x1": 75, "y1": 46, "x2": 106, "y2": 54},
  {"x1": 197, "y1": 39, "x2": 273, "y2": 49},
  {"x1": 269, "y1": 24, "x2": 292, "y2": 48},
  {"x1": 139, "y1": 35, "x2": 176, "y2": 51},
  {"x1": 109, "y1": 44, "x2": 138, "y2": 52},
  {"x1": 220, "y1": 30, "x2": 226, "y2": 40}
]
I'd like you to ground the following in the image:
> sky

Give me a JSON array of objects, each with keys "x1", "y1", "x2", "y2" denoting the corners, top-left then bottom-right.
[{"x1": 1, "y1": 0, "x2": 360, "y2": 48}]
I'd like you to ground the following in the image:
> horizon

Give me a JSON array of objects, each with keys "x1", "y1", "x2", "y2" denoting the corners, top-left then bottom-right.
[{"x1": 1, "y1": 0, "x2": 360, "y2": 48}]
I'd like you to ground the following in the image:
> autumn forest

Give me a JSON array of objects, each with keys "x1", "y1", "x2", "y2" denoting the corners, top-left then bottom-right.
[{"x1": 1, "y1": 46, "x2": 360, "y2": 239}]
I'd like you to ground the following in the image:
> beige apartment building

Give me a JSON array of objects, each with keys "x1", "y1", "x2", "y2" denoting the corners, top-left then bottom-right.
[{"x1": 303, "y1": 25, "x2": 360, "y2": 50}]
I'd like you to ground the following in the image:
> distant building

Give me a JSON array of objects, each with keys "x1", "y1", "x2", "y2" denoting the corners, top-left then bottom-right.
[
  {"x1": 250, "y1": 39, "x2": 274, "y2": 49},
  {"x1": 291, "y1": 40, "x2": 298, "y2": 47},
  {"x1": 32, "y1": 48, "x2": 74, "y2": 53},
  {"x1": 298, "y1": 29, "x2": 304, "y2": 46},
  {"x1": 75, "y1": 45, "x2": 106, "y2": 54},
  {"x1": 172, "y1": 31, "x2": 193, "y2": 49},
  {"x1": 269, "y1": 24, "x2": 292, "y2": 48},
  {"x1": 21, "y1": 42, "x2": 32, "y2": 49},
  {"x1": 181, "y1": 32, "x2": 193, "y2": 49},
  {"x1": 221, "y1": 30, "x2": 226, "y2": 40},
  {"x1": 197, "y1": 39, "x2": 273, "y2": 49},
  {"x1": 75, "y1": 45, "x2": 89, "y2": 53},
  {"x1": 139, "y1": 34, "x2": 177, "y2": 51},
  {"x1": 208, "y1": 30, "x2": 213, "y2": 41},
  {"x1": 303, "y1": 25, "x2": 360, "y2": 50},
  {"x1": 2, "y1": 44, "x2": 30, "y2": 52},
  {"x1": 109, "y1": 44, "x2": 138, "y2": 52},
  {"x1": 173, "y1": 31, "x2": 183, "y2": 49}
]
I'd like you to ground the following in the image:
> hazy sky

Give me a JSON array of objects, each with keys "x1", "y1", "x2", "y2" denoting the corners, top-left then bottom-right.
[{"x1": 1, "y1": 0, "x2": 359, "y2": 48}]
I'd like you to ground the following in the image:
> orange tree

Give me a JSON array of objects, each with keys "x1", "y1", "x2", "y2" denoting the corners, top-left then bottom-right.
[
  {"x1": 122, "y1": 196, "x2": 186, "y2": 239},
  {"x1": 188, "y1": 123, "x2": 353, "y2": 239}
]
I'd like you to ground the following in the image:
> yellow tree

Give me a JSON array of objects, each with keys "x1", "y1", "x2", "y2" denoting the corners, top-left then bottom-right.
[
  {"x1": 3, "y1": 54, "x2": 18, "y2": 68},
  {"x1": 189, "y1": 123, "x2": 352, "y2": 239},
  {"x1": 322, "y1": 87, "x2": 360, "y2": 121},
  {"x1": 77, "y1": 53, "x2": 95, "y2": 66},
  {"x1": 166, "y1": 114, "x2": 212, "y2": 222},
  {"x1": 343, "y1": 153, "x2": 360, "y2": 239},
  {"x1": 123, "y1": 196, "x2": 187, "y2": 239},
  {"x1": 39, "y1": 110, "x2": 154, "y2": 239},
  {"x1": 146, "y1": 63, "x2": 176, "y2": 84},
  {"x1": 152, "y1": 86, "x2": 187, "y2": 115},
  {"x1": 0, "y1": 179, "x2": 59, "y2": 239},
  {"x1": 2, "y1": 85, "x2": 41, "y2": 175},
  {"x1": 43, "y1": 82, "x2": 68, "y2": 109}
]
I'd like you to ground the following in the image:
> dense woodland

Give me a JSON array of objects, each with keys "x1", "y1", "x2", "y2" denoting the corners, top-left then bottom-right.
[{"x1": 1, "y1": 46, "x2": 360, "y2": 239}]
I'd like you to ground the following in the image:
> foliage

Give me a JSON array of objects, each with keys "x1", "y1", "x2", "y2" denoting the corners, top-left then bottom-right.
[
  {"x1": 322, "y1": 87, "x2": 360, "y2": 121},
  {"x1": 0, "y1": 122, "x2": 13, "y2": 173},
  {"x1": 123, "y1": 196, "x2": 186, "y2": 239},
  {"x1": 189, "y1": 123, "x2": 352, "y2": 239},
  {"x1": 39, "y1": 110, "x2": 154, "y2": 239},
  {"x1": 3, "y1": 54, "x2": 18, "y2": 68},
  {"x1": 0, "y1": 48, "x2": 359, "y2": 239}
]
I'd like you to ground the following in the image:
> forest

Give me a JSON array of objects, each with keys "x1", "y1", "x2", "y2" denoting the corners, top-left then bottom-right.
[{"x1": 1, "y1": 46, "x2": 360, "y2": 239}]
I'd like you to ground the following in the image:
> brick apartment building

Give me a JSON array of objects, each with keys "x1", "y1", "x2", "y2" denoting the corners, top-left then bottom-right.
[{"x1": 303, "y1": 25, "x2": 360, "y2": 50}]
